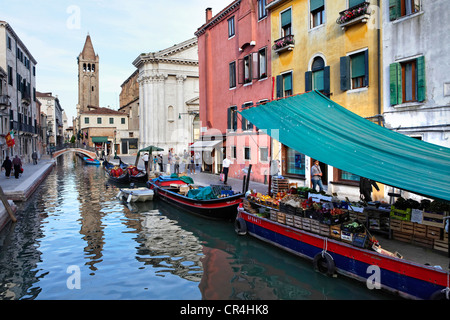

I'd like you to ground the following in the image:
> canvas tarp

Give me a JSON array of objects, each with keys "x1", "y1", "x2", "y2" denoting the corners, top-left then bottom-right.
[{"x1": 239, "y1": 91, "x2": 450, "y2": 201}]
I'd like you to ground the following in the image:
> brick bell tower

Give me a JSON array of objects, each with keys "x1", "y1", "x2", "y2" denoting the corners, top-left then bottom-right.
[{"x1": 77, "y1": 34, "x2": 99, "y2": 113}]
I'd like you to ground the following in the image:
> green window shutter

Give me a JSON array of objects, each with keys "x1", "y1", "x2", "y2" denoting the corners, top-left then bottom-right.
[
  {"x1": 364, "y1": 50, "x2": 369, "y2": 87},
  {"x1": 416, "y1": 56, "x2": 426, "y2": 102},
  {"x1": 310, "y1": 0, "x2": 324, "y2": 12},
  {"x1": 284, "y1": 73, "x2": 292, "y2": 91},
  {"x1": 389, "y1": 63, "x2": 402, "y2": 105},
  {"x1": 313, "y1": 70, "x2": 324, "y2": 91},
  {"x1": 389, "y1": 0, "x2": 400, "y2": 21},
  {"x1": 305, "y1": 71, "x2": 312, "y2": 92},
  {"x1": 340, "y1": 56, "x2": 350, "y2": 91},
  {"x1": 323, "y1": 66, "x2": 330, "y2": 95},
  {"x1": 227, "y1": 107, "x2": 231, "y2": 130},
  {"x1": 349, "y1": 0, "x2": 365, "y2": 8},
  {"x1": 351, "y1": 52, "x2": 365, "y2": 78},
  {"x1": 281, "y1": 9, "x2": 291, "y2": 27},
  {"x1": 242, "y1": 116, "x2": 247, "y2": 131},
  {"x1": 276, "y1": 75, "x2": 283, "y2": 98}
]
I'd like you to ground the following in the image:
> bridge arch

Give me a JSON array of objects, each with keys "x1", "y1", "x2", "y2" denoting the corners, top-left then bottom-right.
[{"x1": 52, "y1": 148, "x2": 98, "y2": 159}]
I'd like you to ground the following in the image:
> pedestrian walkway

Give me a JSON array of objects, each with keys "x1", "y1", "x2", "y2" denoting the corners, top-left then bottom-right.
[{"x1": 0, "y1": 158, "x2": 56, "y2": 201}]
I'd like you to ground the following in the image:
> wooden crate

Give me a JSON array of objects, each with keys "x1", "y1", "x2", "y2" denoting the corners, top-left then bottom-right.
[
  {"x1": 413, "y1": 223, "x2": 427, "y2": 238},
  {"x1": 390, "y1": 219, "x2": 402, "y2": 231},
  {"x1": 401, "y1": 221, "x2": 414, "y2": 234},
  {"x1": 310, "y1": 219, "x2": 320, "y2": 234},
  {"x1": 330, "y1": 225, "x2": 341, "y2": 240},
  {"x1": 412, "y1": 236, "x2": 434, "y2": 248},
  {"x1": 319, "y1": 223, "x2": 330, "y2": 237},
  {"x1": 277, "y1": 212, "x2": 286, "y2": 224},
  {"x1": 293, "y1": 215, "x2": 302, "y2": 229},
  {"x1": 270, "y1": 210, "x2": 278, "y2": 221},
  {"x1": 341, "y1": 230, "x2": 353, "y2": 243},
  {"x1": 285, "y1": 214, "x2": 294, "y2": 226},
  {"x1": 302, "y1": 217, "x2": 311, "y2": 231},
  {"x1": 426, "y1": 226, "x2": 441, "y2": 240},
  {"x1": 422, "y1": 211, "x2": 445, "y2": 228},
  {"x1": 392, "y1": 231, "x2": 413, "y2": 243},
  {"x1": 434, "y1": 239, "x2": 449, "y2": 253}
]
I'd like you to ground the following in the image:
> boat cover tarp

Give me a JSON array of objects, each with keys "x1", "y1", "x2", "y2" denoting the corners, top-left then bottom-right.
[
  {"x1": 239, "y1": 91, "x2": 450, "y2": 201},
  {"x1": 187, "y1": 187, "x2": 217, "y2": 200}
]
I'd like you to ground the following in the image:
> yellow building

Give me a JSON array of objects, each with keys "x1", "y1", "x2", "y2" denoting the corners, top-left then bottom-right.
[{"x1": 267, "y1": 0, "x2": 383, "y2": 200}]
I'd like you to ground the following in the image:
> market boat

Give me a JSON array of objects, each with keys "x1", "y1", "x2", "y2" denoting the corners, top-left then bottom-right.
[
  {"x1": 117, "y1": 187, "x2": 154, "y2": 203},
  {"x1": 103, "y1": 160, "x2": 129, "y2": 183},
  {"x1": 82, "y1": 156, "x2": 100, "y2": 165},
  {"x1": 147, "y1": 175, "x2": 245, "y2": 220},
  {"x1": 235, "y1": 194, "x2": 449, "y2": 300}
]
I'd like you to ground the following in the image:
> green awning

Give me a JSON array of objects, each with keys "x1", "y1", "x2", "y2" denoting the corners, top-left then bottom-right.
[
  {"x1": 239, "y1": 90, "x2": 450, "y2": 201},
  {"x1": 91, "y1": 136, "x2": 108, "y2": 143},
  {"x1": 134, "y1": 145, "x2": 164, "y2": 166}
]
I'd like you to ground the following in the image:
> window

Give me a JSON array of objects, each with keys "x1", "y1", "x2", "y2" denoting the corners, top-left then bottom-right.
[
  {"x1": 339, "y1": 170, "x2": 359, "y2": 181},
  {"x1": 285, "y1": 147, "x2": 305, "y2": 176},
  {"x1": 276, "y1": 72, "x2": 293, "y2": 98},
  {"x1": 389, "y1": 56, "x2": 425, "y2": 105},
  {"x1": 228, "y1": 16, "x2": 235, "y2": 38},
  {"x1": 227, "y1": 106, "x2": 238, "y2": 131},
  {"x1": 7, "y1": 66, "x2": 13, "y2": 86},
  {"x1": 312, "y1": 57, "x2": 324, "y2": 91},
  {"x1": 109, "y1": 118, "x2": 114, "y2": 124},
  {"x1": 243, "y1": 55, "x2": 252, "y2": 84},
  {"x1": 260, "y1": 147, "x2": 269, "y2": 162},
  {"x1": 390, "y1": 0, "x2": 420, "y2": 20},
  {"x1": 121, "y1": 118, "x2": 126, "y2": 124},
  {"x1": 84, "y1": 117, "x2": 89, "y2": 124},
  {"x1": 340, "y1": 50, "x2": 369, "y2": 91},
  {"x1": 231, "y1": 146, "x2": 237, "y2": 159},
  {"x1": 7, "y1": 36, "x2": 12, "y2": 50},
  {"x1": 280, "y1": 8, "x2": 292, "y2": 37},
  {"x1": 241, "y1": 102, "x2": 254, "y2": 131},
  {"x1": 229, "y1": 61, "x2": 236, "y2": 88},
  {"x1": 310, "y1": 0, "x2": 325, "y2": 28},
  {"x1": 97, "y1": 117, "x2": 102, "y2": 124},
  {"x1": 258, "y1": 48, "x2": 267, "y2": 79},
  {"x1": 244, "y1": 147, "x2": 251, "y2": 161},
  {"x1": 258, "y1": 0, "x2": 267, "y2": 20}
]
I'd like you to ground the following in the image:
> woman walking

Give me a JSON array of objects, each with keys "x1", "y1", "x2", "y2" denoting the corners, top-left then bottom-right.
[
  {"x1": 12, "y1": 155, "x2": 22, "y2": 179},
  {"x1": 1, "y1": 156, "x2": 12, "y2": 179}
]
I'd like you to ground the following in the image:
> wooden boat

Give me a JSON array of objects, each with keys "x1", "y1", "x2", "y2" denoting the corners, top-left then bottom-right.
[
  {"x1": 103, "y1": 160, "x2": 129, "y2": 183},
  {"x1": 123, "y1": 163, "x2": 148, "y2": 182},
  {"x1": 82, "y1": 156, "x2": 100, "y2": 165},
  {"x1": 117, "y1": 187, "x2": 154, "y2": 203},
  {"x1": 235, "y1": 206, "x2": 450, "y2": 300},
  {"x1": 147, "y1": 175, "x2": 244, "y2": 220}
]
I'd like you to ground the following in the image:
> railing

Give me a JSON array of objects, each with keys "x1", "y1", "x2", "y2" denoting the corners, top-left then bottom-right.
[
  {"x1": 55, "y1": 142, "x2": 96, "y2": 153},
  {"x1": 0, "y1": 95, "x2": 11, "y2": 106},
  {"x1": 272, "y1": 34, "x2": 295, "y2": 54},
  {"x1": 336, "y1": 1, "x2": 371, "y2": 27}
]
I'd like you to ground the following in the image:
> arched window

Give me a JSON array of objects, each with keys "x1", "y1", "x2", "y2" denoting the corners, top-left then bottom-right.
[
  {"x1": 311, "y1": 57, "x2": 325, "y2": 91},
  {"x1": 83, "y1": 63, "x2": 86, "y2": 72},
  {"x1": 92, "y1": 64, "x2": 95, "y2": 72}
]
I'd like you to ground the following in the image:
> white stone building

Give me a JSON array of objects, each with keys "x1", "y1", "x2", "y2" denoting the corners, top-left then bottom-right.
[
  {"x1": 36, "y1": 92, "x2": 64, "y2": 149},
  {"x1": 0, "y1": 21, "x2": 39, "y2": 163},
  {"x1": 132, "y1": 37, "x2": 200, "y2": 155},
  {"x1": 382, "y1": 0, "x2": 450, "y2": 148}
]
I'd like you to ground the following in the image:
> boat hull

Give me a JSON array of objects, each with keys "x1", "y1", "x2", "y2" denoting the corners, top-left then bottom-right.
[
  {"x1": 238, "y1": 210, "x2": 448, "y2": 300},
  {"x1": 148, "y1": 179, "x2": 243, "y2": 220},
  {"x1": 82, "y1": 157, "x2": 100, "y2": 165},
  {"x1": 120, "y1": 188, "x2": 154, "y2": 202},
  {"x1": 103, "y1": 160, "x2": 129, "y2": 183}
]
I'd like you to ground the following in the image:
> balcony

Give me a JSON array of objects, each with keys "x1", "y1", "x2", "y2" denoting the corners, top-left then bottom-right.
[
  {"x1": 336, "y1": 1, "x2": 371, "y2": 30},
  {"x1": 0, "y1": 95, "x2": 11, "y2": 110},
  {"x1": 272, "y1": 35, "x2": 295, "y2": 54}
]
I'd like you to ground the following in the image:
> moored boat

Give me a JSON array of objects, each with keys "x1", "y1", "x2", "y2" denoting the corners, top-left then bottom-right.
[
  {"x1": 235, "y1": 199, "x2": 450, "y2": 300},
  {"x1": 117, "y1": 187, "x2": 154, "y2": 202},
  {"x1": 82, "y1": 156, "x2": 100, "y2": 165},
  {"x1": 147, "y1": 175, "x2": 244, "y2": 220},
  {"x1": 103, "y1": 160, "x2": 129, "y2": 183}
]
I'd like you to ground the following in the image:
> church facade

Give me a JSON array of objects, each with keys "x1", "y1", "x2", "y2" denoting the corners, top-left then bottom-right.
[{"x1": 132, "y1": 37, "x2": 200, "y2": 156}]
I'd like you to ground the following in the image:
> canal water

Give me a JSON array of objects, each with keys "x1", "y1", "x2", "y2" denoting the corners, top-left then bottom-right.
[{"x1": 0, "y1": 153, "x2": 394, "y2": 300}]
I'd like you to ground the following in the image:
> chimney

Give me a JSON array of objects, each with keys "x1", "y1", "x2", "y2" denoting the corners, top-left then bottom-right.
[{"x1": 206, "y1": 8, "x2": 212, "y2": 22}]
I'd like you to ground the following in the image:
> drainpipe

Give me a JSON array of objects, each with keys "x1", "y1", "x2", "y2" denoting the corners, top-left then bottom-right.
[{"x1": 377, "y1": 0, "x2": 382, "y2": 126}]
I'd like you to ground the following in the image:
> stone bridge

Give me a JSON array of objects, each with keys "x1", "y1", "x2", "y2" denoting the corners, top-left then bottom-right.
[{"x1": 52, "y1": 147, "x2": 97, "y2": 159}]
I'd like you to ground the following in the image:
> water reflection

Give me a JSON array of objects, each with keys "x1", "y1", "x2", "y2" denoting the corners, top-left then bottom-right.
[{"x1": 0, "y1": 153, "x2": 392, "y2": 300}]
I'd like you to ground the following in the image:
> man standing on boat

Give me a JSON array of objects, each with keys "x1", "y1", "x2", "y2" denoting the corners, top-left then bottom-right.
[
  {"x1": 311, "y1": 160, "x2": 324, "y2": 192},
  {"x1": 222, "y1": 155, "x2": 231, "y2": 184}
]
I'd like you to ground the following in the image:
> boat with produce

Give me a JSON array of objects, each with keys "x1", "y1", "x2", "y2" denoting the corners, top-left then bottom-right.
[
  {"x1": 117, "y1": 187, "x2": 154, "y2": 202},
  {"x1": 103, "y1": 160, "x2": 129, "y2": 183},
  {"x1": 235, "y1": 191, "x2": 449, "y2": 300},
  {"x1": 148, "y1": 175, "x2": 245, "y2": 220}
]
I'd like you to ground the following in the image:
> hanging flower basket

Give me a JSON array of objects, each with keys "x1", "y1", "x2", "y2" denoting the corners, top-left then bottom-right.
[{"x1": 337, "y1": 2, "x2": 370, "y2": 25}]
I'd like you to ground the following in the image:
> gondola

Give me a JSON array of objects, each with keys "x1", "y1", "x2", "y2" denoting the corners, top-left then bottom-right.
[
  {"x1": 147, "y1": 175, "x2": 244, "y2": 220},
  {"x1": 103, "y1": 160, "x2": 129, "y2": 183},
  {"x1": 120, "y1": 161, "x2": 148, "y2": 182}
]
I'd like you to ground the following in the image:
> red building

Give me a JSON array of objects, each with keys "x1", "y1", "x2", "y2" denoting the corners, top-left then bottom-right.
[{"x1": 195, "y1": 0, "x2": 273, "y2": 184}]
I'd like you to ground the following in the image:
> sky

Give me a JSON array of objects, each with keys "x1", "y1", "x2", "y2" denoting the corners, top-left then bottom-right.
[{"x1": 1, "y1": 0, "x2": 229, "y2": 124}]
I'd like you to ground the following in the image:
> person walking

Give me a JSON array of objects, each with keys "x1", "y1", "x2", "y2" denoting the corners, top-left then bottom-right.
[
  {"x1": 311, "y1": 160, "x2": 324, "y2": 192},
  {"x1": 194, "y1": 152, "x2": 201, "y2": 172},
  {"x1": 141, "y1": 152, "x2": 149, "y2": 172},
  {"x1": 12, "y1": 155, "x2": 22, "y2": 179},
  {"x1": 153, "y1": 156, "x2": 158, "y2": 171},
  {"x1": 189, "y1": 154, "x2": 195, "y2": 174},
  {"x1": 222, "y1": 155, "x2": 231, "y2": 184},
  {"x1": 174, "y1": 154, "x2": 180, "y2": 174},
  {"x1": 32, "y1": 151, "x2": 38, "y2": 164},
  {"x1": 1, "y1": 156, "x2": 12, "y2": 179},
  {"x1": 359, "y1": 177, "x2": 380, "y2": 202}
]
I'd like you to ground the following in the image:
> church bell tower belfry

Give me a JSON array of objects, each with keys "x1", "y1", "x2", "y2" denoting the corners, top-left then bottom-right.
[{"x1": 78, "y1": 34, "x2": 99, "y2": 113}]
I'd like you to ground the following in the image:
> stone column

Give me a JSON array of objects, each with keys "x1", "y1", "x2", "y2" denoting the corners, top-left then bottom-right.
[{"x1": 176, "y1": 74, "x2": 187, "y2": 153}]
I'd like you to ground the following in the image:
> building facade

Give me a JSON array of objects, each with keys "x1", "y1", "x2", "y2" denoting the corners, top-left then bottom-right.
[
  {"x1": 0, "y1": 21, "x2": 40, "y2": 164},
  {"x1": 133, "y1": 37, "x2": 200, "y2": 156},
  {"x1": 195, "y1": 1, "x2": 274, "y2": 183},
  {"x1": 36, "y1": 92, "x2": 64, "y2": 151},
  {"x1": 266, "y1": 0, "x2": 382, "y2": 200},
  {"x1": 382, "y1": 0, "x2": 450, "y2": 149}
]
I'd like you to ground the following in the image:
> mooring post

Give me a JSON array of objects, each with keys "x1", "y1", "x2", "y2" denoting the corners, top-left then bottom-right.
[{"x1": 0, "y1": 185, "x2": 17, "y2": 223}]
